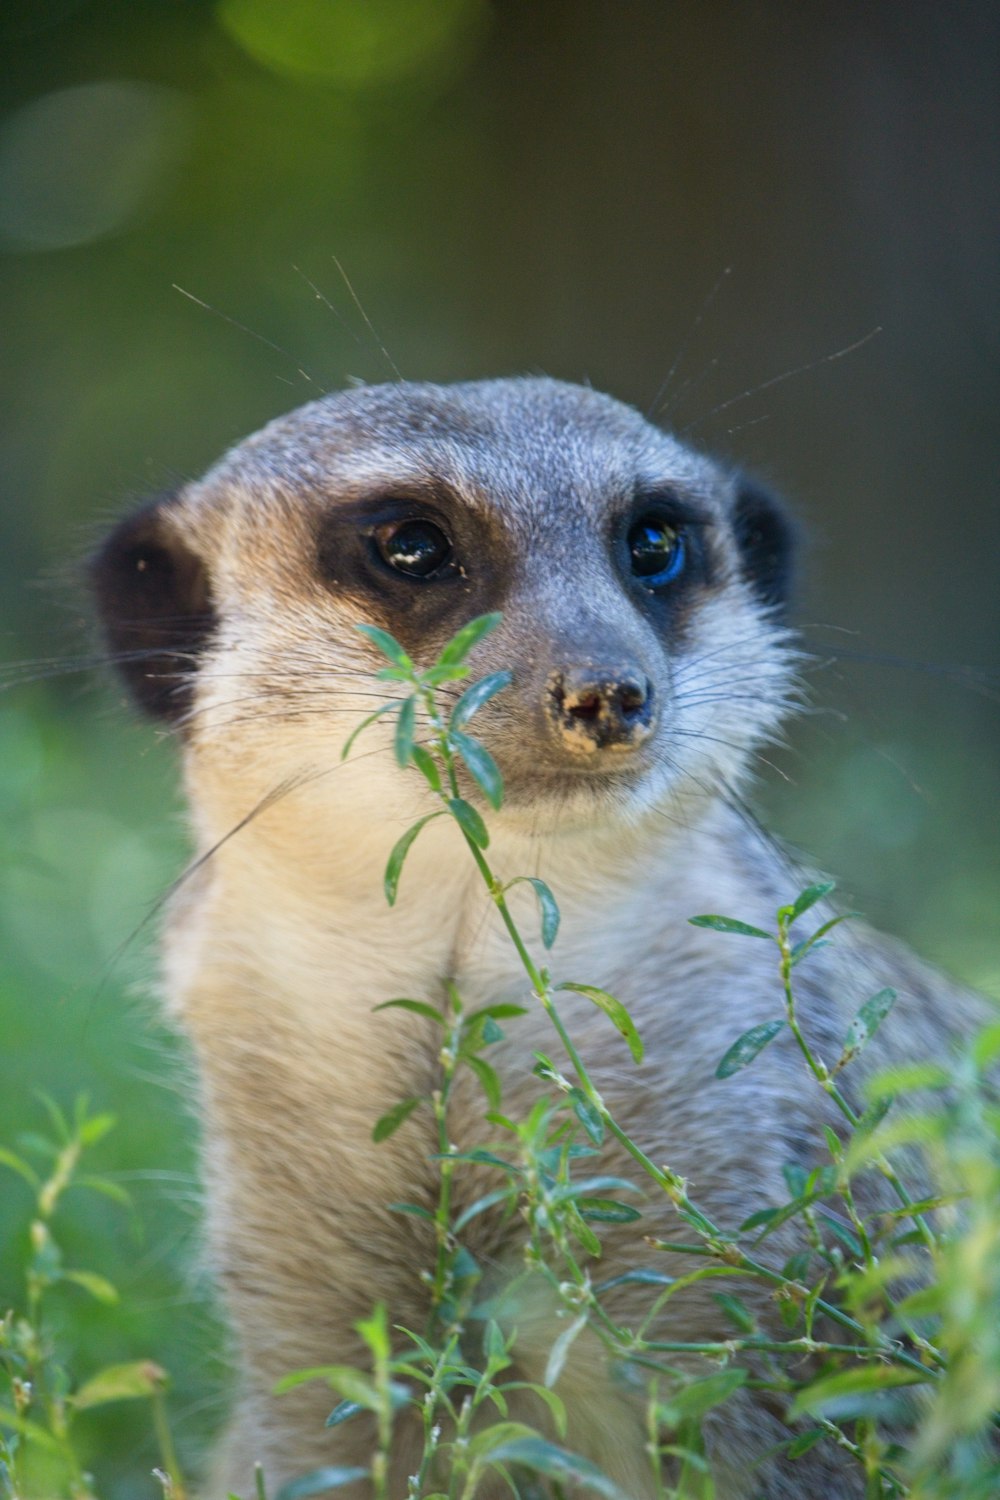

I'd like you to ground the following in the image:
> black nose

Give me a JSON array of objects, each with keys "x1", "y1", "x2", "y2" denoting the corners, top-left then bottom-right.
[{"x1": 548, "y1": 667, "x2": 655, "y2": 753}]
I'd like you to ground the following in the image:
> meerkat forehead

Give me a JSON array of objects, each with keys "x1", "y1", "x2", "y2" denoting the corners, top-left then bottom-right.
[{"x1": 197, "y1": 377, "x2": 719, "y2": 535}]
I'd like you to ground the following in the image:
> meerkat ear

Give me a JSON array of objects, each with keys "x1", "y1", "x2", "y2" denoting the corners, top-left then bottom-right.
[
  {"x1": 731, "y1": 477, "x2": 796, "y2": 615},
  {"x1": 89, "y1": 494, "x2": 216, "y2": 722}
]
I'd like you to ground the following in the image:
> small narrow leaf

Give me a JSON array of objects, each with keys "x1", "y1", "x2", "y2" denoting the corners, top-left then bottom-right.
[
  {"x1": 61, "y1": 1269, "x2": 119, "y2": 1304},
  {"x1": 787, "y1": 1428, "x2": 826, "y2": 1459},
  {"x1": 568, "y1": 1087, "x2": 604, "y2": 1145},
  {"x1": 388, "y1": 1201, "x2": 434, "y2": 1221},
  {"x1": 713, "y1": 1291, "x2": 755, "y2": 1333},
  {"x1": 437, "y1": 612, "x2": 502, "y2": 666},
  {"x1": 384, "y1": 812, "x2": 446, "y2": 904},
  {"x1": 74, "y1": 1361, "x2": 165, "y2": 1409},
  {"x1": 466, "y1": 1054, "x2": 502, "y2": 1110},
  {"x1": 689, "y1": 915, "x2": 774, "y2": 940},
  {"x1": 484, "y1": 1437, "x2": 625, "y2": 1498},
  {"x1": 450, "y1": 669, "x2": 513, "y2": 728},
  {"x1": 355, "y1": 623, "x2": 413, "y2": 669},
  {"x1": 594, "y1": 1268, "x2": 674, "y2": 1293},
  {"x1": 450, "y1": 730, "x2": 503, "y2": 809},
  {"x1": 544, "y1": 1313, "x2": 588, "y2": 1388},
  {"x1": 715, "y1": 1019, "x2": 785, "y2": 1078},
  {"x1": 788, "y1": 1364, "x2": 929, "y2": 1419},
  {"x1": 787, "y1": 882, "x2": 836, "y2": 923},
  {"x1": 578, "y1": 1198, "x2": 642, "y2": 1224},
  {"x1": 506, "y1": 876, "x2": 561, "y2": 948},
  {"x1": 658, "y1": 1369, "x2": 747, "y2": 1423},
  {"x1": 325, "y1": 1399, "x2": 364, "y2": 1429},
  {"x1": 0, "y1": 1146, "x2": 40, "y2": 1190},
  {"x1": 394, "y1": 695, "x2": 417, "y2": 767},
  {"x1": 372, "y1": 1097, "x2": 422, "y2": 1143},
  {"x1": 356, "y1": 1303, "x2": 389, "y2": 1362},
  {"x1": 557, "y1": 983, "x2": 644, "y2": 1063},
  {"x1": 448, "y1": 797, "x2": 489, "y2": 848},
  {"x1": 373, "y1": 998, "x2": 445, "y2": 1025},
  {"x1": 274, "y1": 1469, "x2": 370, "y2": 1500},
  {"x1": 838, "y1": 988, "x2": 897, "y2": 1065},
  {"x1": 341, "y1": 701, "x2": 398, "y2": 760},
  {"x1": 409, "y1": 744, "x2": 442, "y2": 792},
  {"x1": 466, "y1": 1002, "x2": 529, "y2": 1021},
  {"x1": 78, "y1": 1112, "x2": 116, "y2": 1145}
]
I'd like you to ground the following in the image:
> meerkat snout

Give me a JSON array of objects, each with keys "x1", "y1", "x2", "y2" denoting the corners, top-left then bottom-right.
[{"x1": 546, "y1": 665, "x2": 655, "y2": 755}]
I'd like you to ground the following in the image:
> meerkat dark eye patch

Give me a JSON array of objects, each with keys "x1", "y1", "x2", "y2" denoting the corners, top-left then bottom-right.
[
  {"x1": 732, "y1": 478, "x2": 795, "y2": 614},
  {"x1": 89, "y1": 495, "x2": 215, "y2": 722}
]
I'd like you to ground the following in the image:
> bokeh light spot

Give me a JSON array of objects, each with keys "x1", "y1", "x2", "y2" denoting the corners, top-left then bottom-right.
[
  {"x1": 0, "y1": 81, "x2": 192, "y2": 252},
  {"x1": 217, "y1": 0, "x2": 490, "y2": 89}
]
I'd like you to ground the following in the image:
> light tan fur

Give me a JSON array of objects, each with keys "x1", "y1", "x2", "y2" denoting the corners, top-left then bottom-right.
[{"x1": 92, "y1": 379, "x2": 984, "y2": 1499}]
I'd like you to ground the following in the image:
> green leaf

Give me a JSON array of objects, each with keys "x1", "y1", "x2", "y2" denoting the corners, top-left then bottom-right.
[
  {"x1": 715, "y1": 1019, "x2": 786, "y2": 1078},
  {"x1": 372, "y1": 1097, "x2": 422, "y2": 1143},
  {"x1": 544, "y1": 1314, "x2": 588, "y2": 1388},
  {"x1": 341, "y1": 701, "x2": 398, "y2": 760},
  {"x1": 354, "y1": 623, "x2": 413, "y2": 669},
  {"x1": 74, "y1": 1361, "x2": 166, "y2": 1409},
  {"x1": 76, "y1": 1174, "x2": 133, "y2": 1208},
  {"x1": 786, "y1": 882, "x2": 835, "y2": 924},
  {"x1": 503, "y1": 1382, "x2": 568, "y2": 1439},
  {"x1": 553, "y1": 1175, "x2": 640, "y2": 1202},
  {"x1": 356, "y1": 1303, "x2": 389, "y2": 1362},
  {"x1": 0, "y1": 1405, "x2": 63, "y2": 1451},
  {"x1": 274, "y1": 1366, "x2": 379, "y2": 1405},
  {"x1": 61, "y1": 1269, "x2": 119, "y2": 1304},
  {"x1": 437, "y1": 612, "x2": 502, "y2": 667},
  {"x1": 713, "y1": 1291, "x2": 756, "y2": 1333},
  {"x1": 388, "y1": 1201, "x2": 434, "y2": 1221},
  {"x1": 557, "y1": 983, "x2": 644, "y2": 1063},
  {"x1": 787, "y1": 1428, "x2": 826, "y2": 1459},
  {"x1": 838, "y1": 988, "x2": 897, "y2": 1066},
  {"x1": 450, "y1": 669, "x2": 513, "y2": 728},
  {"x1": 658, "y1": 1369, "x2": 747, "y2": 1423},
  {"x1": 480, "y1": 1016, "x2": 504, "y2": 1044},
  {"x1": 466, "y1": 1054, "x2": 503, "y2": 1110},
  {"x1": 789, "y1": 1364, "x2": 929, "y2": 1420},
  {"x1": 409, "y1": 743, "x2": 442, "y2": 792},
  {"x1": 689, "y1": 915, "x2": 774, "y2": 940},
  {"x1": 77, "y1": 1111, "x2": 116, "y2": 1146},
  {"x1": 568, "y1": 1087, "x2": 604, "y2": 1145},
  {"x1": 436, "y1": 1148, "x2": 520, "y2": 1174},
  {"x1": 448, "y1": 797, "x2": 489, "y2": 848},
  {"x1": 578, "y1": 1198, "x2": 642, "y2": 1224},
  {"x1": 373, "y1": 997, "x2": 445, "y2": 1025},
  {"x1": 384, "y1": 811, "x2": 446, "y2": 904},
  {"x1": 274, "y1": 1469, "x2": 370, "y2": 1500},
  {"x1": 0, "y1": 1146, "x2": 40, "y2": 1190},
  {"x1": 594, "y1": 1268, "x2": 673, "y2": 1293},
  {"x1": 449, "y1": 730, "x2": 503, "y2": 809},
  {"x1": 393, "y1": 695, "x2": 416, "y2": 767},
  {"x1": 466, "y1": 1002, "x2": 529, "y2": 1022},
  {"x1": 790, "y1": 911, "x2": 860, "y2": 963},
  {"x1": 484, "y1": 1436, "x2": 625, "y2": 1498},
  {"x1": 452, "y1": 1188, "x2": 511, "y2": 1232},
  {"x1": 505, "y1": 876, "x2": 561, "y2": 948},
  {"x1": 325, "y1": 1399, "x2": 364, "y2": 1428}
]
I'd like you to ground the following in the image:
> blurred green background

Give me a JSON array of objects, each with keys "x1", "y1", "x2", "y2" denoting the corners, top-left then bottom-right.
[{"x1": 1, "y1": 1, "x2": 997, "y2": 1492}]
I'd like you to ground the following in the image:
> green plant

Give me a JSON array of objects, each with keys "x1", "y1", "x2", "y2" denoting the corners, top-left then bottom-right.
[
  {"x1": 268, "y1": 612, "x2": 1000, "y2": 1500},
  {"x1": 0, "y1": 1097, "x2": 185, "y2": 1500}
]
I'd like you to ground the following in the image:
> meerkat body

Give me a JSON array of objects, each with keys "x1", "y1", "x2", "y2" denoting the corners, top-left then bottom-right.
[{"x1": 92, "y1": 379, "x2": 979, "y2": 1498}]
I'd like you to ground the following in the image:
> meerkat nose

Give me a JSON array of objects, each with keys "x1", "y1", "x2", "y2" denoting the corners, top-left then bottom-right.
[{"x1": 547, "y1": 667, "x2": 655, "y2": 753}]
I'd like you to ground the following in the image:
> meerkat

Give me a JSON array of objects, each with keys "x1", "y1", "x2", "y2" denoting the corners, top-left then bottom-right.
[{"x1": 90, "y1": 378, "x2": 982, "y2": 1499}]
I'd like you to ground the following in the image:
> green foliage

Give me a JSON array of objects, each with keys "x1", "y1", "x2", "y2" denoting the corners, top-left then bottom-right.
[
  {"x1": 6, "y1": 615, "x2": 999, "y2": 1498},
  {"x1": 0, "y1": 1101, "x2": 186, "y2": 1500}
]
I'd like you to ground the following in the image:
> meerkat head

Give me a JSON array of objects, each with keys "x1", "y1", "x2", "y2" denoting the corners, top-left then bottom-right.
[{"x1": 90, "y1": 378, "x2": 797, "y2": 844}]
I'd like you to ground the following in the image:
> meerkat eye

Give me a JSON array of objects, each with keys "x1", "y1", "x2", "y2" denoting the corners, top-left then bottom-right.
[
  {"x1": 374, "y1": 518, "x2": 454, "y2": 579},
  {"x1": 627, "y1": 515, "x2": 686, "y2": 587}
]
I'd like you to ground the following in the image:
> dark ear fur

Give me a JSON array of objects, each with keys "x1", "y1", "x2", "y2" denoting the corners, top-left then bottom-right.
[
  {"x1": 732, "y1": 477, "x2": 796, "y2": 615},
  {"x1": 89, "y1": 494, "x2": 216, "y2": 722}
]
